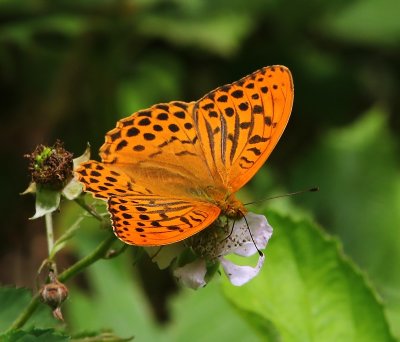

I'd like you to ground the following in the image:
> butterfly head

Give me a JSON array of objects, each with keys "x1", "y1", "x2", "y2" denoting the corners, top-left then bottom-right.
[{"x1": 219, "y1": 194, "x2": 247, "y2": 219}]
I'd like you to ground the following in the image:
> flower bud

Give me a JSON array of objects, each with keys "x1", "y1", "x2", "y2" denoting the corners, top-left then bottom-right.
[{"x1": 40, "y1": 272, "x2": 69, "y2": 321}]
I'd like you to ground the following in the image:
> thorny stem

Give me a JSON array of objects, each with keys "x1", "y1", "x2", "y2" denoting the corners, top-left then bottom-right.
[{"x1": 5, "y1": 233, "x2": 116, "y2": 333}]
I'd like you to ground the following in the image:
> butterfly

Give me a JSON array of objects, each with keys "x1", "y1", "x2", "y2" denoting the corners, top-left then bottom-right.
[{"x1": 76, "y1": 65, "x2": 294, "y2": 246}]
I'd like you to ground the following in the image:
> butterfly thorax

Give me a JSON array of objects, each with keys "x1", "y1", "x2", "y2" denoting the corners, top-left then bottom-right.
[
  {"x1": 201, "y1": 186, "x2": 246, "y2": 219},
  {"x1": 217, "y1": 194, "x2": 247, "y2": 219}
]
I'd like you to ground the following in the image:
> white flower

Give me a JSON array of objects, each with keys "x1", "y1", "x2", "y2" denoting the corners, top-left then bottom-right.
[
  {"x1": 174, "y1": 259, "x2": 208, "y2": 289},
  {"x1": 148, "y1": 213, "x2": 273, "y2": 289}
]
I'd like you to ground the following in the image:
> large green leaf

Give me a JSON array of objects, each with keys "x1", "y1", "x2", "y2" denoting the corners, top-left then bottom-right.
[
  {"x1": 222, "y1": 212, "x2": 395, "y2": 341},
  {"x1": 290, "y1": 108, "x2": 400, "y2": 335},
  {"x1": 0, "y1": 287, "x2": 56, "y2": 332}
]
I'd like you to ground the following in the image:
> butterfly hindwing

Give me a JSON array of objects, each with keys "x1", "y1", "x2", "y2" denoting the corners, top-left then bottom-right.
[
  {"x1": 75, "y1": 161, "x2": 154, "y2": 199},
  {"x1": 108, "y1": 196, "x2": 221, "y2": 246}
]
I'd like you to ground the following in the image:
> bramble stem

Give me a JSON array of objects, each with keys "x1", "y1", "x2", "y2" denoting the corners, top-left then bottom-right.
[
  {"x1": 45, "y1": 213, "x2": 54, "y2": 256},
  {"x1": 5, "y1": 196, "x2": 115, "y2": 333},
  {"x1": 58, "y1": 233, "x2": 115, "y2": 282},
  {"x1": 49, "y1": 216, "x2": 84, "y2": 260},
  {"x1": 74, "y1": 197, "x2": 104, "y2": 222},
  {"x1": 4, "y1": 233, "x2": 116, "y2": 333}
]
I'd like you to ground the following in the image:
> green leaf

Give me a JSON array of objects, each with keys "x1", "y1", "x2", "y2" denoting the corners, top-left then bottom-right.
[
  {"x1": 222, "y1": 211, "x2": 395, "y2": 342},
  {"x1": 290, "y1": 108, "x2": 400, "y2": 335},
  {"x1": 0, "y1": 287, "x2": 55, "y2": 333},
  {"x1": 30, "y1": 185, "x2": 60, "y2": 220},
  {"x1": 0, "y1": 329, "x2": 69, "y2": 342},
  {"x1": 71, "y1": 330, "x2": 133, "y2": 341}
]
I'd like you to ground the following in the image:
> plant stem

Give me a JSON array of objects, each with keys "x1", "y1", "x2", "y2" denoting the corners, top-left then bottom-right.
[
  {"x1": 45, "y1": 213, "x2": 54, "y2": 256},
  {"x1": 58, "y1": 233, "x2": 115, "y2": 282},
  {"x1": 4, "y1": 233, "x2": 116, "y2": 333},
  {"x1": 74, "y1": 197, "x2": 104, "y2": 222},
  {"x1": 49, "y1": 216, "x2": 85, "y2": 260}
]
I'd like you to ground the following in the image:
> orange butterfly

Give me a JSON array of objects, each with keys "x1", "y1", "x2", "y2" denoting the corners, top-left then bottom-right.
[{"x1": 76, "y1": 65, "x2": 294, "y2": 246}]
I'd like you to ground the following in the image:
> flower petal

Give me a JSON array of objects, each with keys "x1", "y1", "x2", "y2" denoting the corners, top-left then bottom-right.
[
  {"x1": 220, "y1": 253, "x2": 265, "y2": 286},
  {"x1": 231, "y1": 213, "x2": 273, "y2": 257},
  {"x1": 215, "y1": 213, "x2": 272, "y2": 257},
  {"x1": 146, "y1": 244, "x2": 185, "y2": 270},
  {"x1": 62, "y1": 177, "x2": 83, "y2": 200},
  {"x1": 173, "y1": 259, "x2": 207, "y2": 289}
]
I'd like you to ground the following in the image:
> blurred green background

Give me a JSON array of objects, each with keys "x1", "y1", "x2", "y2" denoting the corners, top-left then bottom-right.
[{"x1": 1, "y1": 0, "x2": 400, "y2": 340}]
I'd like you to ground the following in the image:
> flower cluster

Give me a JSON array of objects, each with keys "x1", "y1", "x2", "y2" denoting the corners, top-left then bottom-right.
[{"x1": 147, "y1": 212, "x2": 273, "y2": 289}]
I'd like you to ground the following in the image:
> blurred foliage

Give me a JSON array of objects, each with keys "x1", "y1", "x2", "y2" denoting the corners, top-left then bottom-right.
[{"x1": 1, "y1": 0, "x2": 399, "y2": 340}]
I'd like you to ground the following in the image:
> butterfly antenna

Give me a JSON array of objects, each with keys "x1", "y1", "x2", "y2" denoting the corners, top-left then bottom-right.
[
  {"x1": 244, "y1": 186, "x2": 319, "y2": 206},
  {"x1": 239, "y1": 210, "x2": 263, "y2": 257}
]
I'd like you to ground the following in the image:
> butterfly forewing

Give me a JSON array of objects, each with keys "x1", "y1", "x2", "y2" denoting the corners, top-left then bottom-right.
[
  {"x1": 99, "y1": 101, "x2": 219, "y2": 197},
  {"x1": 194, "y1": 65, "x2": 293, "y2": 191}
]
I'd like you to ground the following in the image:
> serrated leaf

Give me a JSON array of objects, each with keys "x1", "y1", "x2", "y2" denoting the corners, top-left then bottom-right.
[
  {"x1": 222, "y1": 211, "x2": 395, "y2": 342},
  {"x1": 1, "y1": 328, "x2": 69, "y2": 342},
  {"x1": 290, "y1": 108, "x2": 400, "y2": 335},
  {"x1": 30, "y1": 185, "x2": 60, "y2": 220},
  {"x1": 0, "y1": 287, "x2": 56, "y2": 332}
]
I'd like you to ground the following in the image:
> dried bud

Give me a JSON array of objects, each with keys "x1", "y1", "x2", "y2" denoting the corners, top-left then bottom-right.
[
  {"x1": 40, "y1": 271, "x2": 69, "y2": 321},
  {"x1": 25, "y1": 140, "x2": 73, "y2": 190}
]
